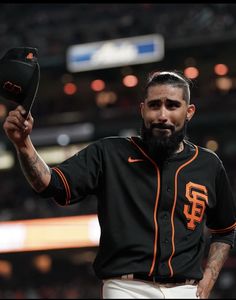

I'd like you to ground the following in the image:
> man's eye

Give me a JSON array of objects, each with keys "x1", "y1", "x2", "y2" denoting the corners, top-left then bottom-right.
[
  {"x1": 149, "y1": 102, "x2": 159, "y2": 108},
  {"x1": 167, "y1": 102, "x2": 180, "y2": 108}
]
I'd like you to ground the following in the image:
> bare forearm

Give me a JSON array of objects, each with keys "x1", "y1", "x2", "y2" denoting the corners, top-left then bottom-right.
[
  {"x1": 205, "y1": 242, "x2": 230, "y2": 282},
  {"x1": 197, "y1": 242, "x2": 231, "y2": 298},
  {"x1": 16, "y1": 137, "x2": 51, "y2": 192},
  {"x1": 3, "y1": 106, "x2": 51, "y2": 191}
]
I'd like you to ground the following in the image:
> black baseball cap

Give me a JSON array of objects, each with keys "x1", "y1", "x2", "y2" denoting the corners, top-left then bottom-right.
[{"x1": 0, "y1": 47, "x2": 40, "y2": 116}]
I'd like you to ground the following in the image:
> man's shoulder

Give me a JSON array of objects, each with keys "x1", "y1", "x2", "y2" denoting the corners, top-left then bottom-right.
[
  {"x1": 186, "y1": 140, "x2": 222, "y2": 164},
  {"x1": 82, "y1": 136, "x2": 136, "y2": 154},
  {"x1": 97, "y1": 136, "x2": 133, "y2": 146}
]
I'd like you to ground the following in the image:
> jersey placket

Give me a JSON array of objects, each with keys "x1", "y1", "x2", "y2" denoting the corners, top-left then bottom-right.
[{"x1": 156, "y1": 160, "x2": 175, "y2": 276}]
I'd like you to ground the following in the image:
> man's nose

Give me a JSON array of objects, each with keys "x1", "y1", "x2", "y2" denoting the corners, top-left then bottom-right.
[{"x1": 158, "y1": 107, "x2": 168, "y2": 122}]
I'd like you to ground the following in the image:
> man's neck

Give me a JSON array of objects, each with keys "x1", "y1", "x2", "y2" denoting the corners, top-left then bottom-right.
[{"x1": 175, "y1": 141, "x2": 184, "y2": 154}]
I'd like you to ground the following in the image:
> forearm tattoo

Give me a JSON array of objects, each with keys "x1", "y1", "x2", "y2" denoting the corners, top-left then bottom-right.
[
  {"x1": 205, "y1": 242, "x2": 230, "y2": 282},
  {"x1": 18, "y1": 151, "x2": 51, "y2": 192}
]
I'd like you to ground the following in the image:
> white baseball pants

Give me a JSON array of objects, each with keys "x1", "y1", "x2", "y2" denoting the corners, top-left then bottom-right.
[{"x1": 102, "y1": 279, "x2": 199, "y2": 299}]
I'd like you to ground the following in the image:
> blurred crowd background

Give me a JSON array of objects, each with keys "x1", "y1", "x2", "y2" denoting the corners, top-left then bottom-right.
[{"x1": 0, "y1": 3, "x2": 236, "y2": 298}]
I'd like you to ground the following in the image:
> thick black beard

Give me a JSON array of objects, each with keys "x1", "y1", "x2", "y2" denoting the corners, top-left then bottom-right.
[{"x1": 140, "y1": 120, "x2": 188, "y2": 164}]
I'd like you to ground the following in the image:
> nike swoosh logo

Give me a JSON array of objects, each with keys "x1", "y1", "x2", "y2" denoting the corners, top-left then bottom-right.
[{"x1": 128, "y1": 156, "x2": 144, "y2": 163}]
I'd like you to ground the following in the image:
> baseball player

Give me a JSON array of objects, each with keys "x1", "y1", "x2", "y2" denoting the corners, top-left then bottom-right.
[{"x1": 3, "y1": 71, "x2": 236, "y2": 299}]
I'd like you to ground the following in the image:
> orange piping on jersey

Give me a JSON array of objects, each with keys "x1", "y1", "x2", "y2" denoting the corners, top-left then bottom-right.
[
  {"x1": 209, "y1": 221, "x2": 236, "y2": 234},
  {"x1": 130, "y1": 137, "x2": 160, "y2": 276},
  {"x1": 168, "y1": 145, "x2": 199, "y2": 277},
  {"x1": 52, "y1": 167, "x2": 71, "y2": 205}
]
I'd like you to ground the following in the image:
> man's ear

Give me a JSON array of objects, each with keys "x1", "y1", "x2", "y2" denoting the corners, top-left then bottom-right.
[
  {"x1": 186, "y1": 104, "x2": 195, "y2": 121},
  {"x1": 140, "y1": 102, "x2": 144, "y2": 119}
]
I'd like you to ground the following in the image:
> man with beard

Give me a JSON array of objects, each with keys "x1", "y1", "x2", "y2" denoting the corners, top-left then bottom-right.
[{"x1": 3, "y1": 71, "x2": 236, "y2": 299}]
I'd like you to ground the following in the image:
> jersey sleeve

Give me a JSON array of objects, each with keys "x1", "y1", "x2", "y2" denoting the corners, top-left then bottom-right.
[
  {"x1": 206, "y1": 160, "x2": 236, "y2": 241},
  {"x1": 210, "y1": 229, "x2": 236, "y2": 248},
  {"x1": 39, "y1": 140, "x2": 103, "y2": 206}
]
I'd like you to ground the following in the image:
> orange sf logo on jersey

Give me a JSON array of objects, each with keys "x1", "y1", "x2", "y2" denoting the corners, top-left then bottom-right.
[{"x1": 183, "y1": 182, "x2": 208, "y2": 230}]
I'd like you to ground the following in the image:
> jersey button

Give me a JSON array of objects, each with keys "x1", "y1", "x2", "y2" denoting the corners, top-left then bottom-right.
[{"x1": 167, "y1": 187, "x2": 171, "y2": 192}]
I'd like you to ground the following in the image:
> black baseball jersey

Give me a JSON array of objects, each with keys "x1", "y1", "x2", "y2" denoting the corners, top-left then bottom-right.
[{"x1": 40, "y1": 136, "x2": 236, "y2": 281}]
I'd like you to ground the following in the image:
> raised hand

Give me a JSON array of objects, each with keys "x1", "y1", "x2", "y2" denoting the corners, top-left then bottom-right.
[{"x1": 3, "y1": 105, "x2": 34, "y2": 147}]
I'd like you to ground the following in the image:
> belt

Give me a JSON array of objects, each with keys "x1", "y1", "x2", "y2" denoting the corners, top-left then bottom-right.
[{"x1": 119, "y1": 274, "x2": 198, "y2": 286}]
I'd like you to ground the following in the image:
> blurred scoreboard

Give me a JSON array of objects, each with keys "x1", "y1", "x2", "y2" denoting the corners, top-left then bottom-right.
[{"x1": 66, "y1": 34, "x2": 164, "y2": 72}]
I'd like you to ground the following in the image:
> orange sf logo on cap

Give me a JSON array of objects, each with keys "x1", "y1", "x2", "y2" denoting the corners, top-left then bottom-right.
[
  {"x1": 3, "y1": 81, "x2": 22, "y2": 94},
  {"x1": 26, "y1": 53, "x2": 34, "y2": 59}
]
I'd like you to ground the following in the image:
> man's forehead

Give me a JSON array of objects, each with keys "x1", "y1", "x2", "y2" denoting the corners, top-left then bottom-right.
[
  {"x1": 145, "y1": 98, "x2": 184, "y2": 104},
  {"x1": 147, "y1": 83, "x2": 183, "y2": 91},
  {"x1": 146, "y1": 84, "x2": 184, "y2": 97}
]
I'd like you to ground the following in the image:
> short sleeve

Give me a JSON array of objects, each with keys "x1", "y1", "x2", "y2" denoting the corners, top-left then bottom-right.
[{"x1": 48, "y1": 140, "x2": 103, "y2": 205}]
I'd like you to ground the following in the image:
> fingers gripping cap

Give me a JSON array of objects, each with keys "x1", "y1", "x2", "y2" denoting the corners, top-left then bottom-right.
[{"x1": 0, "y1": 47, "x2": 40, "y2": 115}]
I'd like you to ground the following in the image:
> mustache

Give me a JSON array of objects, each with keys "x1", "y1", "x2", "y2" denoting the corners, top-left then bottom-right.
[{"x1": 150, "y1": 123, "x2": 175, "y2": 131}]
